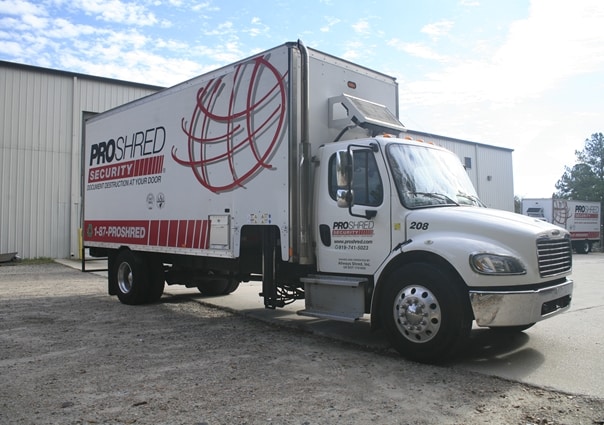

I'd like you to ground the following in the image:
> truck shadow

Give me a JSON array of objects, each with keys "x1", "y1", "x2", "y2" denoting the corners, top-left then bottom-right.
[
  {"x1": 160, "y1": 288, "x2": 545, "y2": 373},
  {"x1": 464, "y1": 328, "x2": 531, "y2": 360},
  {"x1": 454, "y1": 329, "x2": 546, "y2": 377}
]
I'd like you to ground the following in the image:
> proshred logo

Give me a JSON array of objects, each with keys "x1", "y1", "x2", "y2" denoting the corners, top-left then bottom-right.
[
  {"x1": 88, "y1": 127, "x2": 166, "y2": 184},
  {"x1": 574, "y1": 204, "x2": 600, "y2": 219},
  {"x1": 89, "y1": 127, "x2": 166, "y2": 166},
  {"x1": 574, "y1": 204, "x2": 599, "y2": 214},
  {"x1": 332, "y1": 220, "x2": 375, "y2": 236}
]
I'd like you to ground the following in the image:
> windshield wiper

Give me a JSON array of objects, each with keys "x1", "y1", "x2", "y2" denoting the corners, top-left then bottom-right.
[
  {"x1": 409, "y1": 192, "x2": 459, "y2": 206},
  {"x1": 456, "y1": 192, "x2": 485, "y2": 207}
]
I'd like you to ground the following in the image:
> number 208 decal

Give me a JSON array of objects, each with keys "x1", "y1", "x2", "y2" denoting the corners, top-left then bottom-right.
[{"x1": 409, "y1": 221, "x2": 430, "y2": 230}]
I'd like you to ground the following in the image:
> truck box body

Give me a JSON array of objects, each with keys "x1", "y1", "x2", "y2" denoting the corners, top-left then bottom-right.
[
  {"x1": 522, "y1": 198, "x2": 601, "y2": 253},
  {"x1": 83, "y1": 41, "x2": 574, "y2": 363},
  {"x1": 84, "y1": 42, "x2": 398, "y2": 264}
]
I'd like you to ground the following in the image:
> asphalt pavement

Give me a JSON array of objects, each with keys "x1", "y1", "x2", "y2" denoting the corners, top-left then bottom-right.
[{"x1": 58, "y1": 252, "x2": 604, "y2": 398}]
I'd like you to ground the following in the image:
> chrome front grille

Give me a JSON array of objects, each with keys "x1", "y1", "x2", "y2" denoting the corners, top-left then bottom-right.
[{"x1": 536, "y1": 237, "x2": 572, "y2": 277}]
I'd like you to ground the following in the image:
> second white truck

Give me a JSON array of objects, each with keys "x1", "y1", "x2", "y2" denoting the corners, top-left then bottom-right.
[
  {"x1": 83, "y1": 41, "x2": 573, "y2": 362},
  {"x1": 522, "y1": 198, "x2": 601, "y2": 254}
]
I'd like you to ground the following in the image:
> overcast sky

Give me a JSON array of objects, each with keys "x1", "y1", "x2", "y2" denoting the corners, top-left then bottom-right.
[{"x1": 1, "y1": 0, "x2": 603, "y2": 198}]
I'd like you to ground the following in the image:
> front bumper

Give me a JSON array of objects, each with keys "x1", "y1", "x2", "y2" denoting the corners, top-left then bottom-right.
[{"x1": 469, "y1": 279, "x2": 573, "y2": 327}]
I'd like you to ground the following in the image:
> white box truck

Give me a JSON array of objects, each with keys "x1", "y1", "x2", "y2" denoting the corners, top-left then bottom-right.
[
  {"x1": 522, "y1": 198, "x2": 601, "y2": 254},
  {"x1": 83, "y1": 41, "x2": 573, "y2": 362}
]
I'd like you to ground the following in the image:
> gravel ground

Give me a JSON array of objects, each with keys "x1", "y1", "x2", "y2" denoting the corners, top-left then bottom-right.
[{"x1": 0, "y1": 262, "x2": 602, "y2": 425}]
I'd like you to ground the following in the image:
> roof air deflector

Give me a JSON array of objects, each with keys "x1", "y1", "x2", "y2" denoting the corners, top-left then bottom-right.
[{"x1": 329, "y1": 94, "x2": 406, "y2": 136}]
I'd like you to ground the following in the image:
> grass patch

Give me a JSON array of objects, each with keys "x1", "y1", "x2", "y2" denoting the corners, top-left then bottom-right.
[{"x1": 20, "y1": 257, "x2": 55, "y2": 264}]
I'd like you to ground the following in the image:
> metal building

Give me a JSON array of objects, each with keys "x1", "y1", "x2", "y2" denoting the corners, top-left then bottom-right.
[
  {"x1": 1, "y1": 61, "x2": 161, "y2": 259},
  {"x1": 403, "y1": 129, "x2": 514, "y2": 211},
  {"x1": 0, "y1": 61, "x2": 514, "y2": 259}
]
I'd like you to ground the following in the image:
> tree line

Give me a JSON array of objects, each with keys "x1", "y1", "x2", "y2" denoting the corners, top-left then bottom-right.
[
  {"x1": 514, "y1": 133, "x2": 603, "y2": 216},
  {"x1": 555, "y1": 132, "x2": 604, "y2": 202}
]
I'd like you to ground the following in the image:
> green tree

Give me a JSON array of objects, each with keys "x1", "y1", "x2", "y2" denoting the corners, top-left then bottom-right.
[
  {"x1": 555, "y1": 132, "x2": 604, "y2": 202},
  {"x1": 514, "y1": 195, "x2": 522, "y2": 213}
]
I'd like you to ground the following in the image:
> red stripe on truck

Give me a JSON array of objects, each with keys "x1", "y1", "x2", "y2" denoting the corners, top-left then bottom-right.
[{"x1": 83, "y1": 219, "x2": 209, "y2": 249}]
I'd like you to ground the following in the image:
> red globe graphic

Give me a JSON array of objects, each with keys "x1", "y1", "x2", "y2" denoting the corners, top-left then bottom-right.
[
  {"x1": 552, "y1": 200, "x2": 570, "y2": 226},
  {"x1": 172, "y1": 55, "x2": 287, "y2": 193}
]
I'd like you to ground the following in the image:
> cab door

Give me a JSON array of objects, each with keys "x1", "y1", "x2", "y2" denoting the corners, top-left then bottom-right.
[{"x1": 314, "y1": 142, "x2": 392, "y2": 274}]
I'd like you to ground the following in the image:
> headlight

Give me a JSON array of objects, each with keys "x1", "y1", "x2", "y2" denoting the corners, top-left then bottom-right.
[{"x1": 470, "y1": 253, "x2": 526, "y2": 275}]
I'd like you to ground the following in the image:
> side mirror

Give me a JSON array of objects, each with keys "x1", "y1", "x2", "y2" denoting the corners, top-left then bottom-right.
[
  {"x1": 336, "y1": 150, "x2": 353, "y2": 208},
  {"x1": 336, "y1": 150, "x2": 352, "y2": 187},
  {"x1": 336, "y1": 189, "x2": 353, "y2": 208}
]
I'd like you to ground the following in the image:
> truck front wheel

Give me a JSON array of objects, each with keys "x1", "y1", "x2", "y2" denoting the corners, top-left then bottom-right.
[{"x1": 380, "y1": 263, "x2": 472, "y2": 363}]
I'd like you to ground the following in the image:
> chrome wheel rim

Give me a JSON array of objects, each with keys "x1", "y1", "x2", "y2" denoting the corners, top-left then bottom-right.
[
  {"x1": 393, "y1": 285, "x2": 441, "y2": 343},
  {"x1": 117, "y1": 262, "x2": 133, "y2": 294}
]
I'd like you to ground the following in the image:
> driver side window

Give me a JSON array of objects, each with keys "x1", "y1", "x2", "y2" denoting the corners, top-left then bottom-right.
[{"x1": 328, "y1": 150, "x2": 383, "y2": 207}]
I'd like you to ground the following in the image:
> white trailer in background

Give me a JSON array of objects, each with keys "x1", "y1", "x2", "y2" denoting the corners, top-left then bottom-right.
[
  {"x1": 83, "y1": 41, "x2": 573, "y2": 363},
  {"x1": 522, "y1": 198, "x2": 601, "y2": 254}
]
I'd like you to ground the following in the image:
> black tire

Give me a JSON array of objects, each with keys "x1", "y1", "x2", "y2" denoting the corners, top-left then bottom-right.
[
  {"x1": 145, "y1": 258, "x2": 165, "y2": 303},
  {"x1": 197, "y1": 279, "x2": 240, "y2": 296},
  {"x1": 380, "y1": 263, "x2": 472, "y2": 363},
  {"x1": 575, "y1": 240, "x2": 590, "y2": 254},
  {"x1": 223, "y1": 279, "x2": 240, "y2": 294},
  {"x1": 114, "y1": 250, "x2": 150, "y2": 305}
]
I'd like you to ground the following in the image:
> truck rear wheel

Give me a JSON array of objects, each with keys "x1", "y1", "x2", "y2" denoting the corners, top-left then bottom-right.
[
  {"x1": 574, "y1": 240, "x2": 591, "y2": 254},
  {"x1": 146, "y1": 259, "x2": 165, "y2": 303},
  {"x1": 114, "y1": 250, "x2": 152, "y2": 305},
  {"x1": 197, "y1": 279, "x2": 240, "y2": 296},
  {"x1": 380, "y1": 263, "x2": 472, "y2": 363}
]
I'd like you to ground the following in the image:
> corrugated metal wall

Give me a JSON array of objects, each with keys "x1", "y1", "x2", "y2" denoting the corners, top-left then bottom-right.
[
  {"x1": 0, "y1": 62, "x2": 160, "y2": 259},
  {"x1": 474, "y1": 144, "x2": 515, "y2": 211},
  {"x1": 406, "y1": 130, "x2": 514, "y2": 211}
]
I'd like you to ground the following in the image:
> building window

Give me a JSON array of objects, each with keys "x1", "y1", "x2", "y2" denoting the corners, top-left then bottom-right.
[{"x1": 464, "y1": 157, "x2": 472, "y2": 169}]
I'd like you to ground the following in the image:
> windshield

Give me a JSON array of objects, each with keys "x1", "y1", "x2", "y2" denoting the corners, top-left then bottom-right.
[{"x1": 386, "y1": 143, "x2": 482, "y2": 208}]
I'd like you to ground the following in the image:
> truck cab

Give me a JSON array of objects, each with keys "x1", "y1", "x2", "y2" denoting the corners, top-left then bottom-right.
[{"x1": 304, "y1": 135, "x2": 573, "y2": 362}]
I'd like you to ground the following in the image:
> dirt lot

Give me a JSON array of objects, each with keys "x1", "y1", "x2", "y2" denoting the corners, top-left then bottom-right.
[{"x1": 1, "y1": 262, "x2": 602, "y2": 425}]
